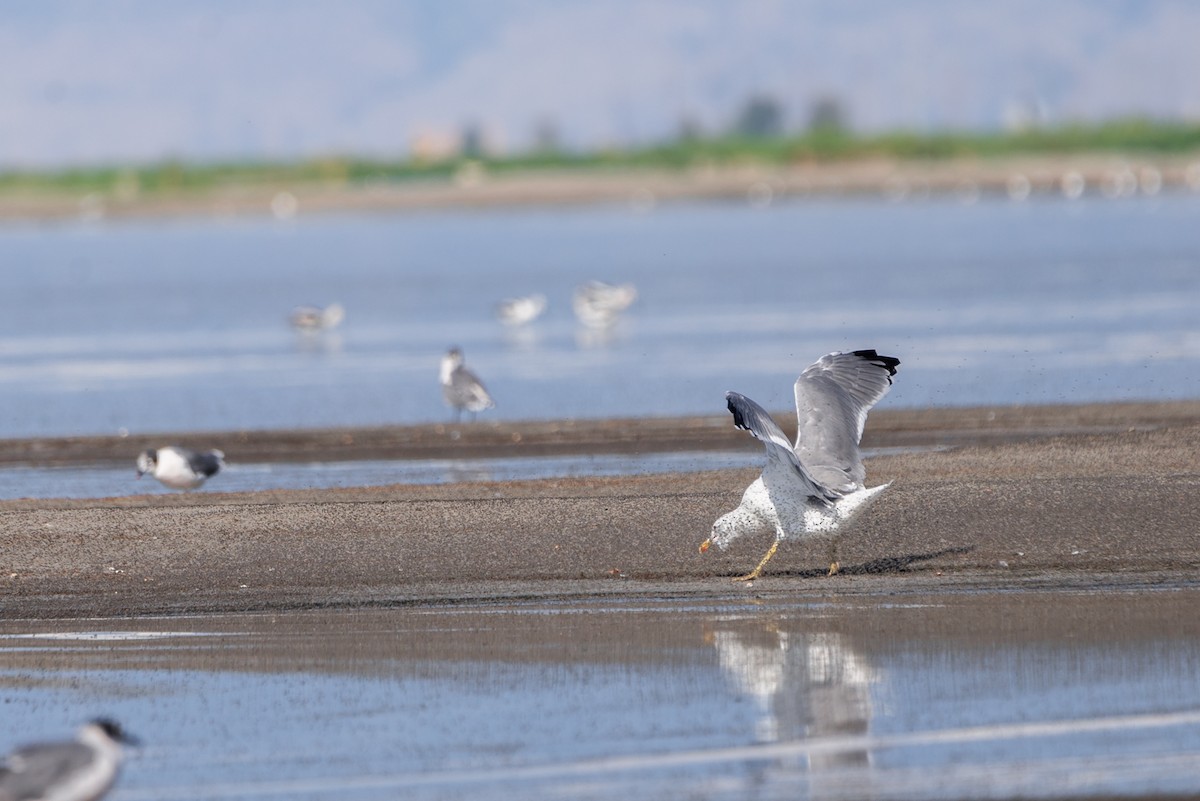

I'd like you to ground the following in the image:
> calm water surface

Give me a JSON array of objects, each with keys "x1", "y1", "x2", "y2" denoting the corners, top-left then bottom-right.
[
  {"x1": 1, "y1": 587, "x2": 1198, "y2": 800},
  {"x1": 1, "y1": 193, "x2": 1198, "y2": 439},
  {"x1": 0, "y1": 449, "x2": 760, "y2": 500}
]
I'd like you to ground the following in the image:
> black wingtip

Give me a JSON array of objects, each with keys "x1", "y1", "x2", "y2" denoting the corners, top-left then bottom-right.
[
  {"x1": 724, "y1": 391, "x2": 752, "y2": 432},
  {"x1": 851, "y1": 349, "x2": 901, "y2": 379}
]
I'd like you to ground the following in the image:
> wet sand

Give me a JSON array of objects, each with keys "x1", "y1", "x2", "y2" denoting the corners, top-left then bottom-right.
[{"x1": 2, "y1": 401, "x2": 1199, "y2": 619}]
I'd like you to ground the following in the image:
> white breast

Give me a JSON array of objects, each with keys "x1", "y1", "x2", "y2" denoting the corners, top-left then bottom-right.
[{"x1": 151, "y1": 448, "x2": 205, "y2": 489}]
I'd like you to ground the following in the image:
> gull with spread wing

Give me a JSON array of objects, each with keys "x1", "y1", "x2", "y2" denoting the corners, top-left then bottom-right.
[{"x1": 700, "y1": 349, "x2": 900, "y2": 581}]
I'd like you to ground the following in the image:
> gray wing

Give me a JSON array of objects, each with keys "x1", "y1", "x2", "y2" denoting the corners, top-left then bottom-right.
[
  {"x1": 184, "y1": 449, "x2": 224, "y2": 478},
  {"x1": 0, "y1": 742, "x2": 95, "y2": 801},
  {"x1": 725, "y1": 391, "x2": 839, "y2": 504},
  {"x1": 451, "y1": 367, "x2": 495, "y2": 410},
  {"x1": 793, "y1": 350, "x2": 899, "y2": 492}
]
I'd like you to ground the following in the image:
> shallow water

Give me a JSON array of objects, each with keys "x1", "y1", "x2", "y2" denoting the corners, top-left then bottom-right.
[
  {"x1": 0, "y1": 448, "x2": 760, "y2": 499},
  {"x1": 2, "y1": 587, "x2": 1199, "y2": 800},
  {"x1": 2, "y1": 193, "x2": 1199, "y2": 439}
]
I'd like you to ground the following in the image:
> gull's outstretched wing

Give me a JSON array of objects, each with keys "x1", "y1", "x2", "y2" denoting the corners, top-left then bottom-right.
[
  {"x1": 793, "y1": 350, "x2": 900, "y2": 492},
  {"x1": 725, "y1": 391, "x2": 840, "y2": 504}
]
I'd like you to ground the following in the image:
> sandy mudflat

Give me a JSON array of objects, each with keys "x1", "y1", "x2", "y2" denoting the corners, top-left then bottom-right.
[{"x1": 2, "y1": 401, "x2": 1199, "y2": 619}]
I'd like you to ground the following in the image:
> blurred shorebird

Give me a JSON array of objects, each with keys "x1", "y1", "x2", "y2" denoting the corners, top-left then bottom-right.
[
  {"x1": 572, "y1": 281, "x2": 637, "y2": 328},
  {"x1": 136, "y1": 445, "x2": 225, "y2": 490},
  {"x1": 495, "y1": 293, "x2": 547, "y2": 327},
  {"x1": 440, "y1": 347, "x2": 495, "y2": 423},
  {"x1": 0, "y1": 718, "x2": 139, "y2": 801},
  {"x1": 289, "y1": 302, "x2": 345, "y2": 332},
  {"x1": 700, "y1": 349, "x2": 900, "y2": 581}
]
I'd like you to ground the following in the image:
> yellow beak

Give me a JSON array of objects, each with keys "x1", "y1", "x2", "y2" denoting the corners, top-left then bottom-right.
[{"x1": 699, "y1": 538, "x2": 712, "y2": 554}]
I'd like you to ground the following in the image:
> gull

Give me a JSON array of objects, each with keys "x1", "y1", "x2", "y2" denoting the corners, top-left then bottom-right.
[
  {"x1": 495, "y1": 293, "x2": 547, "y2": 327},
  {"x1": 136, "y1": 445, "x2": 225, "y2": 490},
  {"x1": 289, "y1": 302, "x2": 345, "y2": 332},
  {"x1": 700, "y1": 349, "x2": 900, "y2": 581},
  {"x1": 0, "y1": 718, "x2": 139, "y2": 801},
  {"x1": 440, "y1": 346, "x2": 495, "y2": 422},
  {"x1": 572, "y1": 281, "x2": 637, "y2": 328}
]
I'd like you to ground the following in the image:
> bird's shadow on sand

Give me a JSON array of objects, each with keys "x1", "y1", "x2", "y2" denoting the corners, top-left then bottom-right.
[{"x1": 764, "y1": 545, "x2": 976, "y2": 579}]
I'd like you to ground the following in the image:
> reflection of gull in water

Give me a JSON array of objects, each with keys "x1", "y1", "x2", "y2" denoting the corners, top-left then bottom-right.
[
  {"x1": 572, "y1": 281, "x2": 637, "y2": 328},
  {"x1": 0, "y1": 718, "x2": 139, "y2": 801},
  {"x1": 495, "y1": 294, "x2": 547, "y2": 326},
  {"x1": 136, "y1": 445, "x2": 225, "y2": 490},
  {"x1": 711, "y1": 628, "x2": 876, "y2": 745},
  {"x1": 700, "y1": 349, "x2": 900, "y2": 580},
  {"x1": 289, "y1": 302, "x2": 345, "y2": 332},
  {"x1": 708, "y1": 621, "x2": 877, "y2": 782},
  {"x1": 439, "y1": 346, "x2": 495, "y2": 422}
]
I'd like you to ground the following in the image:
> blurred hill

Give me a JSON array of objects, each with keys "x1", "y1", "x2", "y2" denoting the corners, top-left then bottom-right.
[{"x1": 2, "y1": 1, "x2": 1199, "y2": 169}]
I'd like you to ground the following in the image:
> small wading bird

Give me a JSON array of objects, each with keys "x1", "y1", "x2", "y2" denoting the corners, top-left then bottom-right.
[
  {"x1": 440, "y1": 346, "x2": 495, "y2": 422},
  {"x1": 288, "y1": 302, "x2": 345, "y2": 332},
  {"x1": 700, "y1": 349, "x2": 900, "y2": 581},
  {"x1": 572, "y1": 280, "x2": 637, "y2": 328},
  {"x1": 495, "y1": 293, "x2": 547, "y2": 327},
  {"x1": 136, "y1": 445, "x2": 225, "y2": 490},
  {"x1": 0, "y1": 718, "x2": 139, "y2": 801}
]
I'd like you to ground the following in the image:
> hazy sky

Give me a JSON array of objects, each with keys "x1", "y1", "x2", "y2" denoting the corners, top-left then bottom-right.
[{"x1": 2, "y1": 0, "x2": 1198, "y2": 167}]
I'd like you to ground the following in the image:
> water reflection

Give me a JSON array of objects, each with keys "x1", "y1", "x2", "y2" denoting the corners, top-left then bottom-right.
[
  {"x1": 710, "y1": 625, "x2": 873, "y2": 747},
  {"x1": 2, "y1": 590, "x2": 1200, "y2": 800},
  {"x1": 291, "y1": 329, "x2": 344, "y2": 354},
  {"x1": 573, "y1": 319, "x2": 631, "y2": 349},
  {"x1": 441, "y1": 462, "x2": 495, "y2": 483},
  {"x1": 707, "y1": 618, "x2": 876, "y2": 794},
  {"x1": 499, "y1": 324, "x2": 543, "y2": 350}
]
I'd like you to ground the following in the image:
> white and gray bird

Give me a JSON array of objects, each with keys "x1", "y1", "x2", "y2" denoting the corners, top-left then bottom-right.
[
  {"x1": 700, "y1": 349, "x2": 900, "y2": 581},
  {"x1": 495, "y1": 293, "x2": 547, "y2": 327},
  {"x1": 439, "y1": 347, "x2": 495, "y2": 422},
  {"x1": 136, "y1": 445, "x2": 225, "y2": 490},
  {"x1": 572, "y1": 281, "x2": 637, "y2": 328},
  {"x1": 0, "y1": 718, "x2": 139, "y2": 801},
  {"x1": 289, "y1": 302, "x2": 345, "y2": 332}
]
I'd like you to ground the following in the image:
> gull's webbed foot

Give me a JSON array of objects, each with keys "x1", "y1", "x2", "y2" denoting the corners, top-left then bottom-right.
[{"x1": 827, "y1": 561, "x2": 840, "y2": 577}]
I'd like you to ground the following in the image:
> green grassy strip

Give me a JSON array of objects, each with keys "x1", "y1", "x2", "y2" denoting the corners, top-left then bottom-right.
[{"x1": 3, "y1": 117, "x2": 1198, "y2": 197}]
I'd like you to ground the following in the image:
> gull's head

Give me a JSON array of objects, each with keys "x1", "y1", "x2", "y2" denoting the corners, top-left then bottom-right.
[
  {"x1": 440, "y1": 347, "x2": 464, "y2": 383},
  {"x1": 700, "y1": 511, "x2": 742, "y2": 554},
  {"x1": 135, "y1": 449, "x2": 157, "y2": 478},
  {"x1": 81, "y1": 718, "x2": 141, "y2": 749}
]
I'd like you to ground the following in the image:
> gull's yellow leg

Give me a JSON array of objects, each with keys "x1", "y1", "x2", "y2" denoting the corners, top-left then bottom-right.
[
  {"x1": 827, "y1": 536, "x2": 840, "y2": 577},
  {"x1": 733, "y1": 540, "x2": 779, "y2": 582}
]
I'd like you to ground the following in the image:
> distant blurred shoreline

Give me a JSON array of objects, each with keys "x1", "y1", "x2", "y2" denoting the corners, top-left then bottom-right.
[{"x1": 2, "y1": 153, "x2": 1198, "y2": 223}]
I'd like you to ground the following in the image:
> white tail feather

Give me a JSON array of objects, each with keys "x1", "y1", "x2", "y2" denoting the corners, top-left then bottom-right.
[{"x1": 803, "y1": 483, "x2": 890, "y2": 533}]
